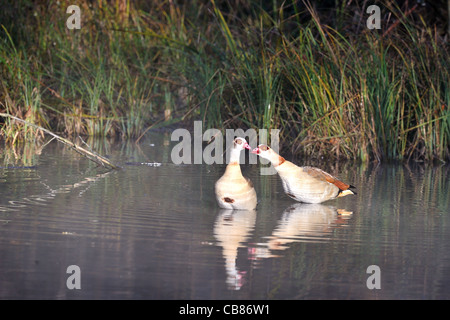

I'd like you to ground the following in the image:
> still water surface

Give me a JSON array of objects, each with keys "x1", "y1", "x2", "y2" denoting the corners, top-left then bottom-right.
[{"x1": 0, "y1": 133, "x2": 449, "y2": 299}]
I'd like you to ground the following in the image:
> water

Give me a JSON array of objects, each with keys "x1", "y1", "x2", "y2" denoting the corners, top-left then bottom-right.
[{"x1": 0, "y1": 133, "x2": 449, "y2": 299}]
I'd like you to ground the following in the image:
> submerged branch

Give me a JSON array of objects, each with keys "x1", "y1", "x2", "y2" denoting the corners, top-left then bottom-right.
[{"x1": 0, "y1": 113, "x2": 120, "y2": 170}]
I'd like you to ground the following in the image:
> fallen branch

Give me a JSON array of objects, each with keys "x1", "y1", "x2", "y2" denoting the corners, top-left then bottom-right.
[
  {"x1": 0, "y1": 112, "x2": 120, "y2": 170},
  {"x1": 382, "y1": 4, "x2": 418, "y2": 39}
]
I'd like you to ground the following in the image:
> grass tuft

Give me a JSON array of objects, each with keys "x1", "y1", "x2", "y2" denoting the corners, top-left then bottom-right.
[{"x1": 0, "y1": 0, "x2": 448, "y2": 162}]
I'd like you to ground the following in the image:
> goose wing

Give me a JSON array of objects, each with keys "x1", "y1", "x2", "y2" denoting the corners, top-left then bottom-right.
[{"x1": 303, "y1": 166, "x2": 353, "y2": 191}]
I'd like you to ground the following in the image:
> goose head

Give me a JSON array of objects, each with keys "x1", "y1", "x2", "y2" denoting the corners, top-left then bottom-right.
[
  {"x1": 233, "y1": 137, "x2": 251, "y2": 151},
  {"x1": 251, "y1": 144, "x2": 284, "y2": 165},
  {"x1": 251, "y1": 144, "x2": 273, "y2": 159}
]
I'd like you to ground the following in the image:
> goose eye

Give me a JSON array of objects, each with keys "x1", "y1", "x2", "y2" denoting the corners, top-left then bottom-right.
[
  {"x1": 235, "y1": 139, "x2": 243, "y2": 145},
  {"x1": 260, "y1": 145, "x2": 269, "y2": 151}
]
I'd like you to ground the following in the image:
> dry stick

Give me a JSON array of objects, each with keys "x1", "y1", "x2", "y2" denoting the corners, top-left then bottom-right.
[
  {"x1": 382, "y1": 4, "x2": 418, "y2": 38},
  {"x1": 0, "y1": 113, "x2": 120, "y2": 170}
]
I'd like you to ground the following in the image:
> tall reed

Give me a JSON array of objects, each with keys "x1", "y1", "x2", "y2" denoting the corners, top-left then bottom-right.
[{"x1": 0, "y1": 1, "x2": 448, "y2": 162}]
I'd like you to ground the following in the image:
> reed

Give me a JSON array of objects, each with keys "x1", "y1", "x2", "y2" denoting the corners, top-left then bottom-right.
[{"x1": 0, "y1": 0, "x2": 448, "y2": 162}]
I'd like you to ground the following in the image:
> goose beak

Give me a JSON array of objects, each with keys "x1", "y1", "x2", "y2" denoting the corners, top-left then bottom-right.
[
  {"x1": 251, "y1": 147, "x2": 260, "y2": 154},
  {"x1": 243, "y1": 143, "x2": 251, "y2": 150}
]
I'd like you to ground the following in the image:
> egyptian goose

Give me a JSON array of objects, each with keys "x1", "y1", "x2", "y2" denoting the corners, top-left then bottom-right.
[
  {"x1": 252, "y1": 144, "x2": 355, "y2": 203},
  {"x1": 215, "y1": 138, "x2": 258, "y2": 210},
  {"x1": 214, "y1": 209, "x2": 256, "y2": 289},
  {"x1": 251, "y1": 203, "x2": 352, "y2": 259}
]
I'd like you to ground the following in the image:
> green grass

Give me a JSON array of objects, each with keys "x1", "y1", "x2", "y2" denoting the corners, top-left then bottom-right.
[{"x1": 0, "y1": 0, "x2": 448, "y2": 162}]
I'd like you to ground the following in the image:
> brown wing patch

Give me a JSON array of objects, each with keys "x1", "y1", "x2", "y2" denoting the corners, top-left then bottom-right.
[
  {"x1": 286, "y1": 192, "x2": 297, "y2": 199},
  {"x1": 303, "y1": 166, "x2": 350, "y2": 191},
  {"x1": 223, "y1": 197, "x2": 235, "y2": 203}
]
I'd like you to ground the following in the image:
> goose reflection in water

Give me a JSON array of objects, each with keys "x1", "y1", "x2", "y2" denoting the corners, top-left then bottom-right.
[
  {"x1": 213, "y1": 204, "x2": 352, "y2": 290},
  {"x1": 213, "y1": 209, "x2": 256, "y2": 290},
  {"x1": 251, "y1": 203, "x2": 352, "y2": 260}
]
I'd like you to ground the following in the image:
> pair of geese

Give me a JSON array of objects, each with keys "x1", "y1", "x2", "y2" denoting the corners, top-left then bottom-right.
[{"x1": 215, "y1": 137, "x2": 356, "y2": 210}]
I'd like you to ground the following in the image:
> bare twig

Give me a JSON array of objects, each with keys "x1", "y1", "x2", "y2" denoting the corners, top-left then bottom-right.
[
  {"x1": 382, "y1": 4, "x2": 418, "y2": 38},
  {"x1": 0, "y1": 113, "x2": 120, "y2": 170}
]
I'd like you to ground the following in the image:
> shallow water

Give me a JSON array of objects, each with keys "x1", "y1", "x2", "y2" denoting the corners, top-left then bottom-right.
[{"x1": 0, "y1": 133, "x2": 449, "y2": 299}]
